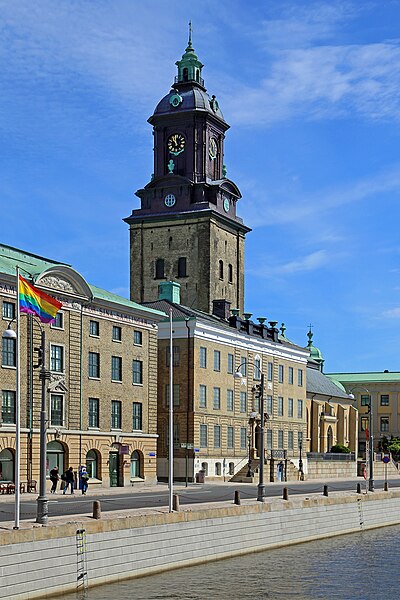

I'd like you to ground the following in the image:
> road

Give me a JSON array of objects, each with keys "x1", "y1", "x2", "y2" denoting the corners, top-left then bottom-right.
[{"x1": 0, "y1": 478, "x2": 399, "y2": 523}]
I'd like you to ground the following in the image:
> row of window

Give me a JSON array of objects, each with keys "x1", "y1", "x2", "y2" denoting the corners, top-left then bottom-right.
[
  {"x1": 2, "y1": 302, "x2": 143, "y2": 345},
  {"x1": 1, "y1": 390, "x2": 143, "y2": 431},
  {"x1": 199, "y1": 424, "x2": 304, "y2": 450},
  {"x1": 361, "y1": 415, "x2": 392, "y2": 433},
  {"x1": 198, "y1": 348, "x2": 303, "y2": 385},
  {"x1": 154, "y1": 258, "x2": 235, "y2": 283},
  {"x1": 198, "y1": 385, "x2": 304, "y2": 418},
  {"x1": 360, "y1": 394, "x2": 391, "y2": 407}
]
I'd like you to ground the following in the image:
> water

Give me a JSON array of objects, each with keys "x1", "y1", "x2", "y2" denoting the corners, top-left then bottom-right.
[{"x1": 63, "y1": 525, "x2": 400, "y2": 600}]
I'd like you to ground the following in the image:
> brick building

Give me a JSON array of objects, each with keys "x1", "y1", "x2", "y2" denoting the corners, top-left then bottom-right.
[{"x1": 0, "y1": 244, "x2": 164, "y2": 488}]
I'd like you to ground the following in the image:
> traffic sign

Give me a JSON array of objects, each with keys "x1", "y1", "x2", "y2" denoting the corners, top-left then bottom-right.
[{"x1": 382, "y1": 454, "x2": 390, "y2": 464}]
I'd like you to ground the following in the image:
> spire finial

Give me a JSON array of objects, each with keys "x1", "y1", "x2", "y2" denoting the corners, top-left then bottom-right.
[
  {"x1": 307, "y1": 324, "x2": 313, "y2": 348},
  {"x1": 188, "y1": 20, "x2": 193, "y2": 48}
]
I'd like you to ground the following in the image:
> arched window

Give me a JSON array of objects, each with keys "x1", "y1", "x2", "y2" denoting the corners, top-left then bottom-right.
[
  {"x1": 201, "y1": 461, "x2": 208, "y2": 476},
  {"x1": 215, "y1": 462, "x2": 221, "y2": 476},
  {"x1": 178, "y1": 257, "x2": 187, "y2": 277},
  {"x1": 130, "y1": 450, "x2": 141, "y2": 478},
  {"x1": 0, "y1": 448, "x2": 14, "y2": 482},
  {"x1": 46, "y1": 441, "x2": 65, "y2": 477},
  {"x1": 327, "y1": 426, "x2": 333, "y2": 452},
  {"x1": 229, "y1": 462, "x2": 235, "y2": 475},
  {"x1": 219, "y1": 260, "x2": 224, "y2": 280},
  {"x1": 228, "y1": 264, "x2": 233, "y2": 283},
  {"x1": 155, "y1": 258, "x2": 165, "y2": 279},
  {"x1": 195, "y1": 69, "x2": 200, "y2": 82},
  {"x1": 183, "y1": 68, "x2": 188, "y2": 81},
  {"x1": 86, "y1": 449, "x2": 100, "y2": 479}
]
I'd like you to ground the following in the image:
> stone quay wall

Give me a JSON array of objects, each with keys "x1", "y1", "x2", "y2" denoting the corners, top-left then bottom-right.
[{"x1": 2, "y1": 491, "x2": 400, "y2": 600}]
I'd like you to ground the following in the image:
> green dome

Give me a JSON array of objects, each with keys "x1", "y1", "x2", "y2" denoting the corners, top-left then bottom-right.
[{"x1": 307, "y1": 328, "x2": 324, "y2": 365}]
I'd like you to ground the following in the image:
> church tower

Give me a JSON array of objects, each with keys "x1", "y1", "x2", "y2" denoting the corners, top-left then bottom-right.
[{"x1": 124, "y1": 27, "x2": 250, "y2": 314}]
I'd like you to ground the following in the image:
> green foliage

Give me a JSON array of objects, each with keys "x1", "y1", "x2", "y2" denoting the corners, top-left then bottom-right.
[
  {"x1": 388, "y1": 437, "x2": 400, "y2": 458},
  {"x1": 330, "y1": 443, "x2": 351, "y2": 454}
]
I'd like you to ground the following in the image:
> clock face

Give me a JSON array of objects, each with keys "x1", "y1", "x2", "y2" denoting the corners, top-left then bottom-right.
[
  {"x1": 167, "y1": 133, "x2": 185, "y2": 156},
  {"x1": 223, "y1": 197, "x2": 230, "y2": 213},
  {"x1": 209, "y1": 138, "x2": 218, "y2": 160},
  {"x1": 164, "y1": 194, "x2": 176, "y2": 207}
]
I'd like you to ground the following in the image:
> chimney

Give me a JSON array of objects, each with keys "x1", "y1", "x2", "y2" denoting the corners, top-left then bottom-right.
[
  {"x1": 212, "y1": 299, "x2": 231, "y2": 320},
  {"x1": 159, "y1": 281, "x2": 181, "y2": 304}
]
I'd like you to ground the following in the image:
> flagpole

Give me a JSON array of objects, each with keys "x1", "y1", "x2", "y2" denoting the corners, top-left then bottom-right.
[
  {"x1": 168, "y1": 307, "x2": 174, "y2": 512},
  {"x1": 14, "y1": 267, "x2": 21, "y2": 529}
]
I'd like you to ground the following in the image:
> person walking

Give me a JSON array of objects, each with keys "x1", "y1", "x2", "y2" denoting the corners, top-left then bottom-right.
[
  {"x1": 49, "y1": 466, "x2": 59, "y2": 494},
  {"x1": 62, "y1": 466, "x2": 75, "y2": 495},
  {"x1": 81, "y1": 467, "x2": 89, "y2": 495}
]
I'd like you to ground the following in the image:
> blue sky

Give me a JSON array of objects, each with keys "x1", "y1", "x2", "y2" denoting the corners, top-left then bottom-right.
[{"x1": 1, "y1": 0, "x2": 400, "y2": 372}]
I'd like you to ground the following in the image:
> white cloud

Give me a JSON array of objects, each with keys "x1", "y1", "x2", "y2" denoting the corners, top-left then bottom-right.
[
  {"x1": 249, "y1": 249, "x2": 330, "y2": 278},
  {"x1": 382, "y1": 307, "x2": 400, "y2": 318}
]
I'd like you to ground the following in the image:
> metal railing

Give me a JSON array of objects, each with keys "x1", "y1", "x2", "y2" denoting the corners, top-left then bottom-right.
[{"x1": 307, "y1": 452, "x2": 356, "y2": 461}]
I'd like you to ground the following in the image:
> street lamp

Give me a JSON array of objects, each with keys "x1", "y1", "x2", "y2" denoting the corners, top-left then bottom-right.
[
  {"x1": 348, "y1": 386, "x2": 373, "y2": 492},
  {"x1": 35, "y1": 324, "x2": 50, "y2": 524},
  {"x1": 235, "y1": 363, "x2": 266, "y2": 502},
  {"x1": 298, "y1": 438, "x2": 304, "y2": 481},
  {"x1": 247, "y1": 412, "x2": 257, "y2": 477}
]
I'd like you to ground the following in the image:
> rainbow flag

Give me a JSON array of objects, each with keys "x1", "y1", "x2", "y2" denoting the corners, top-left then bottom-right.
[{"x1": 19, "y1": 275, "x2": 62, "y2": 323}]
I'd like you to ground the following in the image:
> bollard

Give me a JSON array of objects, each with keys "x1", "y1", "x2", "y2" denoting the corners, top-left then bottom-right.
[
  {"x1": 172, "y1": 494, "x2": 180, "y2": 512},
  {"x1": 356, "y1": 483, "x2": 361, "y2": 494},
  {"x1": 93, "y1": 500, "x2": 101, "y2": 520},
  {"x1": 234, "y1": 490, "x2": 241, "y2": 505},
  {"x1": 384, "y1": 481, "x2": 389, "y2": 491},
  {"x1": 283, "y1": 487, "x2": 289, "y2": 501},
  {"x1": 323, "y1": 485, "x2": 328, "y2": 497}
]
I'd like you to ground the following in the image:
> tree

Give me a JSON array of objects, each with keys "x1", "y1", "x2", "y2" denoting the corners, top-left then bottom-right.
[{"x1": 330, "y1": 443, "x2": 351, "y2": 454}]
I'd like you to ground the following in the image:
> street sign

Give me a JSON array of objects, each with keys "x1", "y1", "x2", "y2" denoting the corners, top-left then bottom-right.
[
  {"x1": 194, "y1": 448, "x2": 200, "y2": 453},
  {"x1": 382, "y1": 454, "x2": 390, "y2": 463}
]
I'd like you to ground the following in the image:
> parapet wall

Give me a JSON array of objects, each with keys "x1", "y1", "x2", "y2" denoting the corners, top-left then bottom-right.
[{"x1": 2, "y1": 491, "x2": 400, "y2": 600}]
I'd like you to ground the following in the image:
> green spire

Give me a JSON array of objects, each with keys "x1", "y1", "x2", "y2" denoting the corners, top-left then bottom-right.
[
  {"x1": 307, "y1": 324, "x2": 313, "y2": 348},
  {"x1": 175, "y1": 22, "x2": 204, "y2": 86},
  {"x1": 307, "y1": 324, "x2": 325, "y2": 369}
]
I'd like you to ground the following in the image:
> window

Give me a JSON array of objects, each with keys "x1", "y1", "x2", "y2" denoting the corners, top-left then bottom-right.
[
  {"x1": 240, "y1": 391, "x2": 247, "y2": 413},
  {"x1": 227, "y1": 353, "x2": 234, "y2": 374},
  {"x1": 178, "y1": 257, "x2": 187, "y2": 277},
  {"x1": 111, "y1": 400, "x2": 122, "y2": 429},
  {"x1": 298, "y1": 369, "x2": 303, "y2": 387},
  {"x1": 2, "y1": 338, "x2": 16, "y2": 367},
  {"x1": 88, "y1": 398, "x2": 99, "y2": 428},
  {"x1": 89, "y1": 320, "x2": 99, "y2": 336},
  {"x1": 266, "y1": 395, "x2": 273, "y2": 416},
  {"x1": 240, "y1": 356, "x2": 247, "y2": 377},
  {"x1": 214, "y1": 350, "x2": 221, "y2": 372},
  {"x1": 380, "y1": 417, "x2": 389, "y2": 432},
  {"x1": 361, "y1": 417, "x2": 369, "y2": 431},
  {"x1": 50, "y1": 345, "x2": 64, "y2": 373},
  {"x1": 229, "y1": 462, "x2": 235, "y2": 475},
  {"x1": 227, "y1": 389, "x2": 234, "y2": 411},
  {"x1": 228, "y1": 264, "x2": 233, "y2": 283},
  {"x1": 132, "y1": 402, "x2": 142, "y2": 430},
  {"x1": 288, "y1": 367, "x2": 293, "y2": 385},
  {"x1": 155, "y1": 258, "x2": 165, "y2": 279},
  {"x1": 219, "y1": 260, "x2": 224, "y2": 279},
  {"x1": 277, "y1": 430, "x2": 284, "y2": 449},
  {"x1": 111, "y1": 356, "x2": 122, "y2": 381},
  {"x1": 278, "y1": 365, "x2": 284, "y2": 383},
  {"x1": 200, "y1": 424, "x2": 208, "y2": 447},
  {"x1": 267, "y1": 362, "x2": 273, "y2": 381},
  {"x1": 200, "y1": 347, "x2": 207, "y2": 368},
  {"x1": 214, "y1": 425, "x2": 221, "y2": 448},
  {"x1": 266, "y1": 429, "x2": 273, "y2": 450},
  {"x1": 50, "y1": 394, "x2": 63, "y2": 427},
  {"x1": 52, "y1": 312, "x2": 63, "y2": 329},
  {"x1": 227, "y1": 426, "x2": 234, "y2": 449},
  {"x1": 1, "y1": 390, "x2": 15, "y2": 424},
  {"x1": 215, "y1": 462, "x2": 221, "y2": 475},
  {"x1": 213, "y1": 387, "x2": 221, "y2": 410},
  {"x1": 240, "y1": 427, "x2": 247, "y2": 449},
  {"x1": 2, "y1": 302, "x2": 15, "y2": 320},
  {"x1": 277, "y1": 397, "x2": 284, "y2": 417},
  {"x1": 199, "y1": 385, "x2": 207, "y2": 408},
  {"x1": 254, "y1": 356, "x2": 261, "y2": 380},
  {"x1": 288, "y1": 430, "x2": 294, "y2": 450},
  {"x1": 112, "y1": 326, "x2": 122, "y2": 342},
  {"x1": 360, "y1": 394, "x2": 370, "y2": 407},
  {"x1": 297, "y1": 399, "x2": 303, "y2": 419},
  {"x1": 288, "y1": 398, "x2": 294, "y2": 418},
  {"x1": 380, "y1": 394, "x2": 390, "y2": 406},
  {"x1": 88, "y1": 352, "x2": 100, "y2": 378},
  {"x1": 166, "y1": 384, "x2": 180, "y2": 406},
  {"x1": 132, "y1": 360, "x2": 143, "y2": 385},
  {"x1": 133, "y1": 330, "x2": 142, "y2": 345},
  {"x1": 86, "y1": 450, "x2": 99, "y2": 479},
  {"x1": 166, "y1": 345, "x2": 180, "y2": 367},
  {"x1": 201, "y1": 462, "x2": 208, "y2": 475}
]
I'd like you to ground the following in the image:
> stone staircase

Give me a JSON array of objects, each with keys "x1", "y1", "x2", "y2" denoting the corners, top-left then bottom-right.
[{"x1": 229, "y1": 459, "x2": 260, "y2": 483}]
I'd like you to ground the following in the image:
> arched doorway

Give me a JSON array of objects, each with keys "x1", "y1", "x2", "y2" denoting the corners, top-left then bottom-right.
[
  {"x1": 327, "y1": 426, "x2": 333, "y2": 452},
  {"x1": 130, "y1": 450, "x2": 141, "y2": 479},
  {"x1": 46, "y1": 441, "x2": 65, "y2": 477},
  {"x1": 0, "y1": 448, "x2": 14, "y2": 482},
  {"x1": 86, "y1": 449, "x2": 100, "y2": 480}
]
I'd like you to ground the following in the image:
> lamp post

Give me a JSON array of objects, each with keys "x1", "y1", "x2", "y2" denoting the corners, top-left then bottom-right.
[
  {"x1": 235, "y1": 363, "x2": 266, "y2": 502},
  {"x1": 349, "y1": 386, "x2": 373, "y2": 492},
  {"x1": 36, "y1": 327, "x2": 50, "y2": 524}
]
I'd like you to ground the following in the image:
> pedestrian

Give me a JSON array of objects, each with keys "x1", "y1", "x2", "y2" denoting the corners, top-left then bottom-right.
[
  {"x1": 62, "y1": 466, "x2": 75, "y2": 495},
  {"x1": 81, "y1": 467, "x2": 89, "y2": 495},
  {"x1": 49, "y1": 466, "x2": 59, "y2": 494}
]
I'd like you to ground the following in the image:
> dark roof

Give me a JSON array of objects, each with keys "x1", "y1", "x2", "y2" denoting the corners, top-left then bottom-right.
[
  {"x1": 307, "y1": 366, "x2": 350, "y2": 400},
  {"x1": 150, "y1": 87, "x2": 226, "y2": 123}
]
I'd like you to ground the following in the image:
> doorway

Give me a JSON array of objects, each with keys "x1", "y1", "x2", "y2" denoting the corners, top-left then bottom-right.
[{"x1": 109, "y1": 451, "x2": 123, "y2": 487}]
